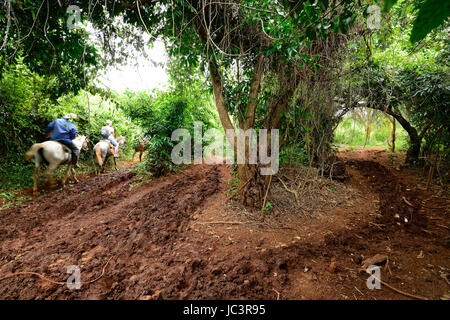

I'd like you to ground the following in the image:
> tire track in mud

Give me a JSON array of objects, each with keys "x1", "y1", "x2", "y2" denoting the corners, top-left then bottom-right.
[
  {"x1": 0, "y1": 170, "x2": 136, "y2": 241},
  {"x1": 168, "y1": 159, "x2": 432, "y2": 300},
  {"x1": 0, "y1": 165, "x2": 223, "y2": 299},
  {"x1": 345, "y1": 160, "x2": 428, "y2": 232},
  {"x1": 0, "y1": 160, "x2": 440, "y2": 299}
]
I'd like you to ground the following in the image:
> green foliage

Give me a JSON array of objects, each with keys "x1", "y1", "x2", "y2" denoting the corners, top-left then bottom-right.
[
  {"x1": 409, "y1": 0, "x2": 450, "y2": 43},
  {"x1": 383, "y1": 0, "x2": 399, "y2": 12},
  {"x1": 280, "y1": 79, "x2": 340, "y2": 167},
  {"x1": 382, "y1": 0, "x2": 450, "y2": 43},
  {"x1": 334, "y1": 114, "x2": 410, "y2": 150},
  {"x1": 146, "y1": 94, "x2": 189, "y2": 177},
  {"x1": 279, "y1": 143, "x2": 310, "y2": 166},
  {"x1": 0, "y1": 60, "x2": 56, "y2": 190},
  {"x1": 0, "y1": 61, "x2": 142, "y2": 191},
  {"x1": 341, "y1": 3, "x2": 449, "y2": 162},
  {"x1": 0, "y1": 58, "x2": 57, "y2": 157},
  {"x1": 0, "y1": 2, "x2": 100, "y2": 97},
  {"x1": 119, "y1": 70, "x2": 219, "y2": 177},
  {"x1": 263, "y1": 201, "x2": 273, "y2": 212},
  {"x1": 0, "y1": 191, "x2": 32, "y2": 210}
]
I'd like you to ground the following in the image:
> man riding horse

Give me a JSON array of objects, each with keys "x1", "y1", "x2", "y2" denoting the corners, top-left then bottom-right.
[
  {"x1": 100, "y1": 120, "x2": 119, "y2": 157},
  {"x1": 45, "y1": 113, "x2": 80, "y2": 168},
  {"x1": 26, "y1": 113, "x2": 88, "y2": 195}
]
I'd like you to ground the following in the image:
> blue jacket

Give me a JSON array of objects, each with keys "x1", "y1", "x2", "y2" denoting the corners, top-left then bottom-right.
[{"x1": 47, "y1": 118, "x2": 77, "y2": 145}]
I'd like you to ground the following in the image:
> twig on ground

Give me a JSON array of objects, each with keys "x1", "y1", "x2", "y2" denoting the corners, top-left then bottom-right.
[
  {"x1": 402, "y1": 196, "x2": 415, "y2": 208},
  {"x1": 0, "y1": 271, "x2": 66, "y2": 285},
  {"x1": 276, "y1": 176, "x2": 300, "y2": 205},
  {"x1": 226, "y1": 177, "x2": 252, "y2": 201},
  {"x1": 127, "y1": 207, "x2": 136, "y2": 217},
  {"x1": 194, "y1": 221, "x2": 243, "y2": 225},
  {"x1": 266, "y1": 225, "x2": 301, "y2": 233},
  {"x1": 369, "y1": 222, "x2": 385, "y2": 230},
  {"x1": 261, "y1": 175, "x2": 273, "y2": 215},
  {"x1": 386, "y1": 258, "x2": 393, "y2": 276},
  {"x1": 421, "y1": 203, "x2": 449, "y2": 210},
  {"x1": 372, "y1": 275, "x2": 428, "y2": 300},
  {"x1": 354, "y1": 286, "x2": 364, "y2": 296},
  {"x1": 272, "y1": 288, "x2": 280, "y2": 300},
  {"x1": 0, "y1": 256, "x2": 112, "y2": 286},
  {"x1": 444, "y1": 274, "x2": 450, "y2": 286}
]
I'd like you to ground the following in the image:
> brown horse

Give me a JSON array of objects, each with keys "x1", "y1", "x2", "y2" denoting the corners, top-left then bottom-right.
[{"x1": 132, "y1": 139, "x2": 149, "y2": 162}]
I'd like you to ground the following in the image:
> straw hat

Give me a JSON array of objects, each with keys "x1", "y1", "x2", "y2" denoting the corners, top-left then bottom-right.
[{"x1": 63, "y1": 113, "x2": 77, "y2": 120}]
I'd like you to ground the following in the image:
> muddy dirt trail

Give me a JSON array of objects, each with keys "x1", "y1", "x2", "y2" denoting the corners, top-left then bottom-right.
[{"x1": 0, "y1": 149, "x2": 448, "y2": 299}]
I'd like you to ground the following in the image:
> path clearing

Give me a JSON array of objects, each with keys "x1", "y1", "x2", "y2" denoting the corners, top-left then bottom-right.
[{"x1": 0, "y1": 149, "x2": 448, "y2": 299}]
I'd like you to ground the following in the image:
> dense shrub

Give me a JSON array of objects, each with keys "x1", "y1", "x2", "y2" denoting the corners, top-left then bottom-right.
[
  {"x1": 119, "y1": 83, "x2": 219, "y2": 177},
  {"x1": 0, "y1": 62, "x2": 142, "y2": 191}
]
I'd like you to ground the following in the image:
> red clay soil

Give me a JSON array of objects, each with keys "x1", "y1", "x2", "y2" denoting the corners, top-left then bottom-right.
[{"x1": 0, "y1": 149, "x2": 448, "y2": 300}]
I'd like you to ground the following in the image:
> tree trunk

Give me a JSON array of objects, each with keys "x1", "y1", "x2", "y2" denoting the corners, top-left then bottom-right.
[
  {"x1": 384, "y1": 109, "x2": 420, "y2": 164},
  {"x1": 364, "y1": 111, "x2": 372, "y2": 147},
  {"x1": 390, "y1": 116, "x2": 396, "y2": 152},
  {"x1": 367, "y1": 106, "x2": 420, "y2": 164},
  {"x1": 208, "y1": 56, "x2": 266, "y2": 207},
  {"x1": 237, "y1": 163, "x2": 265, "y2": 207}
]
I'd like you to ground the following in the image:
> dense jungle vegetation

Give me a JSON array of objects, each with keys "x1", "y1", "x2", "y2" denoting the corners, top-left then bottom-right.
[{"x1": 0, "y1": 0, "x2": 448, "y2": 206}]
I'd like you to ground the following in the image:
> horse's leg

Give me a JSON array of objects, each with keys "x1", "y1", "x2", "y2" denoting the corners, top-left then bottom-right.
[
  {"x1": 101, "y1": 155, "x2": 107, "y2": 173},
  {"x1": 139, "y1": 149, "x2": 143, "y2": 162},
  {"x1": 114, "y1": 156, "x2": 118, "y2": 171},
  {"x1": 32, "y1": 152, "x2": 44, "y2": 196},
  {"x1": 33, "y1": 166, "x2": 40, "y2": 196},
  {"x1": 132, "y1": 150, "x2": 136, "y2": 161},
  {"x1": 44, "y1": 163, "x2": 59, "y2": 188},
  {"x1": 61, "y1": 164, "x2": 72, "y2": 188},
  {"x1": 72, "y1": 167, "x2": 79, "y2": 182}
]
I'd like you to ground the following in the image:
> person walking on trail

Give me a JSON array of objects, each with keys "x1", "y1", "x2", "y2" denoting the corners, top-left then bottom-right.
[
  {"x1": 46, "y1": 113, "x2": 80, "y2": 168},
  {"x1": 100, "y1": 120, "x2": 119, "y2": 157}
]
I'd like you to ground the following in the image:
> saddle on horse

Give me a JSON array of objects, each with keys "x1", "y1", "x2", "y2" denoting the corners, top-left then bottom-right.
[
  {"x1": 54, "y1": 141, "x2": 71, "y2": 153},
  {"x1": 101, "y1": 140, "x2": 119, "y2": 157},
  {"x1": 53, "y1": 141, "x2": 77, "y2": 165}
]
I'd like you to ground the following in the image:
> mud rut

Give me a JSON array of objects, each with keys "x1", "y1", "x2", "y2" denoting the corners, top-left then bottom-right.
[{"x1": 0, "y1": 158, "x2": 447, "y2": 299}]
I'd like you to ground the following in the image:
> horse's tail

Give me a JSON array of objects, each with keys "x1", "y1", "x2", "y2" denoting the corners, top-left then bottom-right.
[
  {"x1": 94, "y1": 145, "x2": 103, "y2": 166},
  {"x1": 24, "y1": 143, "x2": 44, "y2": 160}
]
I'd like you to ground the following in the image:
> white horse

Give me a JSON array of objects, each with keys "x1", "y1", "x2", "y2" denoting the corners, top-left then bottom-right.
[
  {"x1": 93, "y1": 136, "x2": 126, "y2": 174},
  {"x1": 24, "y1": 136, "x2": 88, "y2": 195}
]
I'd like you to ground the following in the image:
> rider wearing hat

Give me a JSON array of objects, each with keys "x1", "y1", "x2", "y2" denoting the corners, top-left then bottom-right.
[
  {"x1": 46, "y1": 113, "x2": 80, "y2": 168},
  {"x1": 100, "y1": 120, "x2": 119, "y2": 157}
]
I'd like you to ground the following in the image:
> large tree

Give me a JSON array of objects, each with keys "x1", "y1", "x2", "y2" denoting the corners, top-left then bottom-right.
[
  {"x1": 123, "y1": 0, "x2": 359, "y2": 207},
  {"x1": 341, "y1": 0, "x2": 449, "y2": 164},
  {"x1": 0, "y1": 1, "x2": 103, "y2": 97},
  {"x1": 0, "y1": 0, "x2": 361, "y2": 206}
]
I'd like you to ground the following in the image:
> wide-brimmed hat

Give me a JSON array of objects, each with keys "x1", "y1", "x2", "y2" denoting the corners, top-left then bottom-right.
[
  {"x1": 106, "y1": 120, "x2": 112, "y2": 125},
  {"x1": 64, "y1": 113, "x2": 77, "y2": 120}
]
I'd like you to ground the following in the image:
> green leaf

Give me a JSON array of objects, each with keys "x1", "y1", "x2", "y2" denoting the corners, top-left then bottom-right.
[
  {"x1": 410, "y1": 0, "x2": 450, "y2": 43},
  {"x1": 305, "y1": 26, "x2": 316, "y2": 40},
  {"x1": 318, "y1": 0, "x2": 329, "y2": 11},
  {"x1": 382, "y1": 0, "x2": 398, "y2": 13}
]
